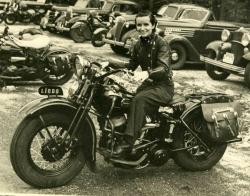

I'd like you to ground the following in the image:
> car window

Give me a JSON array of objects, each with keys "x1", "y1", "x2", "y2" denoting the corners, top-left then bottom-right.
[
  {"x1": 157, "y1": 5, "x2": 178, "y2": 19},
  {"x1": 178, "y1": 9, "x2": 208, "y2": 21}
]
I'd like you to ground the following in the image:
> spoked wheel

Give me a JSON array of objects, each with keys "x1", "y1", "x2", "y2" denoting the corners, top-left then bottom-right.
[
  {"x1": 41, "y1": 52, "x2": 73, "y2": 85},
  {"x1": 172, "y1": 107, "x2": 227, "y2": 171},
  {"x1": 10, "y1": 112, "x2": 86, "y2": 188},
  {"x1": 205, "y1": 50, "x2": 230, "y2": 80}
]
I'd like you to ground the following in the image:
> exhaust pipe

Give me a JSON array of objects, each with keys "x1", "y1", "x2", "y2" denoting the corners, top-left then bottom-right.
[{"x1": 10, "y1": 57, "x2": 26, "y2": 63}]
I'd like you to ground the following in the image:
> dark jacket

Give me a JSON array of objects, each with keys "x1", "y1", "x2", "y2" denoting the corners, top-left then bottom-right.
[{"x1": 127, "y1": 34, "x2": 173, "y2": 85}]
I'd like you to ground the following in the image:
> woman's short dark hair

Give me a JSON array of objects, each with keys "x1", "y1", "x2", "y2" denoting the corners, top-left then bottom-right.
[{"x1": 135, "y1": 10, "x2": 157, "y2": 27}]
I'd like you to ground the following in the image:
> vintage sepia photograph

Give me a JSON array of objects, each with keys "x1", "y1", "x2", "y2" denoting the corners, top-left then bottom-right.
[{"x1": 0, "y1": 0, "x2": 249, "y2": 195}]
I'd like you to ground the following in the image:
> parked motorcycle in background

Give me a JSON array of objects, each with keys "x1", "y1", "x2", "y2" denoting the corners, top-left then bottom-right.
[
  {"x1": 0, "y1": 26, "x2": 73, "y2": 85},
  {"x1": 10, "y1": 56, "x2": 242, "y2": 188},
  {"x1": 69, "y1": 10, "x2": 111, "y2": 43},
  {"x1": 4, "y1": 1, "x2": 34, "y2": 24},
  {"x1": 91, "y1": 13, "x2": 117, "y2": 47}
]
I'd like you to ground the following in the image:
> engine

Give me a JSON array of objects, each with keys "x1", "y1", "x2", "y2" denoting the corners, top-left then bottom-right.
[{"x1": 149, "y1": 144, "x2": 170, "y2": 166}]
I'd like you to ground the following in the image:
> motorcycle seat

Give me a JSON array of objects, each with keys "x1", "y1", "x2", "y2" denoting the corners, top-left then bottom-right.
[{"x1": 13, "y1": 35, "x2": 50, "y2": 49}]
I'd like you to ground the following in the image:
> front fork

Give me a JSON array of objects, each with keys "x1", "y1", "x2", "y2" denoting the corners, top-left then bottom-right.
[{"x1": 61, "y1": 86, "x2": 96, "y2": 146}]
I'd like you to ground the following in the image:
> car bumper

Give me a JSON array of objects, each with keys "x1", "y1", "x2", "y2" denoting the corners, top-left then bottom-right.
[{"x1": 200, "y1": 55, "x2": 245, "y2": 75}]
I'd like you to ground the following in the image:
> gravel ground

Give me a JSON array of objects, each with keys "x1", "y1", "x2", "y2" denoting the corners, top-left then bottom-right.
[{"x1": 0, "y1": 25, "x2": 249, "y2": 196}]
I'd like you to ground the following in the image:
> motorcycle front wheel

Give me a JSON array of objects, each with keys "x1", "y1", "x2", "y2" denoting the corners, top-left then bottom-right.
[
  {"x1": 10, "y1": 111, "x2": 86, "y2": 188},
  {"x1": 172, "y1": 107, "x2": 227, "y2": 171}
]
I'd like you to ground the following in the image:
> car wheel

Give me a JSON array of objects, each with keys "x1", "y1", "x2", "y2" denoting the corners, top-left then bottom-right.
[
  {"x1": 170, "y1": 43, "x2": 187, "y2": 70},
  {"x1": 244, "y1": 63, "x2": 250, "y2": 88},
  {"x1": 205, "y1": 50, "x2": 230, "y2": 80}
]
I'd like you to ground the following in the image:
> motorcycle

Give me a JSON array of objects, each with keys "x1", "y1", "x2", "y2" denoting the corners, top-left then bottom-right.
[
  {"x1": 4, "y1": 2, "x2": 34, "y2": 25},
  {"x1": 10, "y1": 56, "x2": 242, "y2": 188},
  {"x1": 69, "y1": 11, "x2": 110, "y2": 43},
  {"x1": 0, "y1": 26, "x2": 73, "y2": 85},
  {"x1": 91, "y1": 13, "x2": 117, "y2": 47}
]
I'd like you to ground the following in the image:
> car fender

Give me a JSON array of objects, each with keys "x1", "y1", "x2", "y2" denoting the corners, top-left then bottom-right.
[
  {"x1": 243, "y1": 52, "x2": 250, "y2": 61},
  {"x1": 206, "y1": 40, "x2": 223, "y2": 55},
  {"x1": 164, "y1": 34, "x2": 200, "y2": 61},
  {"x1": 19, "y1": 97, "x2": 97, "y2": 168},
  {"x1": 71, "y1": 21, "x2": 88, "y2": 30}
]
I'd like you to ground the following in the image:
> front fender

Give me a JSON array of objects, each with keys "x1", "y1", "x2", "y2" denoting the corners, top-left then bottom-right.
[
  {"x1": 20, "y1": 97, "x2": 97, "y2": 170},
  {"x1": 93, "y1": 27, "x2": 108, "y2": 35},
  {"x1": 164, "y1": 34, "x2": 200, "y2": 61},
  {"x1": 206, "y1": 40, "x2": 223, "y2": 56},
  {"x1": 71, "y1": 21, "x2": 88, "y2": 29},
  {"x1": 68, "y1": 16, "x2": 83, "y2": 24},
  {"x1": 243, "y1": 52, "x2": 250, "y2": 61}
]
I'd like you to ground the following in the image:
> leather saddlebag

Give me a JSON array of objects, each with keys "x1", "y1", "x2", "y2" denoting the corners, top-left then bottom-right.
[{"x1": 201, "y1": 102, "x2": 241, "y2": 142}]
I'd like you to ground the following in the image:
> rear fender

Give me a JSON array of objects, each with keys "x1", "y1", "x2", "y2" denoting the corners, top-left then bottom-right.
[
  {"x1": 44, "y1": 45, "x2": 71, "y2": 58},
  {"x1": 20, "y1": 97, "x2": 97, "y2": 169},
  {"x1": 164, "y1": 34, "x2": 200, "y2": 61}
]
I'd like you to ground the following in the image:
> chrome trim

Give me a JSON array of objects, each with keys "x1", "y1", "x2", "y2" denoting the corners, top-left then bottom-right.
[{"x1": 200, "y1": 55, "x2": 245, "y2": 75}]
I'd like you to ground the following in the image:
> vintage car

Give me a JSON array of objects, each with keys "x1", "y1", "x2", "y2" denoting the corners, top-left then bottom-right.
[
  {"x1": 65, "y1": 0, "x2": 141, "y2": 42},
  {"x1": 201, "y1": 28, "x2": 250, "y2": 88},
  {"x1": 47, "y1": 0, "x2": 141, "y2": 43},
  {"x1": 101, "y1": 3, "x2": 250, "y2": 70}
]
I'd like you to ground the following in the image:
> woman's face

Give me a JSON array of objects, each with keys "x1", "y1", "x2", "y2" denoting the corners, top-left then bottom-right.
[{"x1": 136, "y1": 16, "x2": 155, "y2": 37}]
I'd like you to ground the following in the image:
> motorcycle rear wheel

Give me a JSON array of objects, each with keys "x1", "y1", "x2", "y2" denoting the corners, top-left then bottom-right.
[
  {"x1": 41, "y1": 51, "x2": 73, "y2": 85},
  {"x1": 10, "y1": 112, "x2": 86, "y2": 188},
  {"x1": 172, "y1": 107, "x2": 227, "y2": 171}
]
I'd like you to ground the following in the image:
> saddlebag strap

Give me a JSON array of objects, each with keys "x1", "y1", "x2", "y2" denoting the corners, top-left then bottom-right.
[{"x1": 201, "y1": 102, "x2": 241, "y2": 122}]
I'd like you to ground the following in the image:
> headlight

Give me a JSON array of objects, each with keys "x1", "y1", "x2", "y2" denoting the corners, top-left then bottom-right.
[
  {"x1": 221, "y1": 29, "x2": 231, "y2": 42},
  {"x1": 116, "y1": 16, "x2": 126, "y2": 23},
  {"x1": 241, "y1": 33, "x2": 250, "y2": 47},
  {"x1": 109, "y1": 16, "x2": 114, "y2": 23},
  {"x1": 74, "y1": 55, "x2": 89, "y2": 78}
]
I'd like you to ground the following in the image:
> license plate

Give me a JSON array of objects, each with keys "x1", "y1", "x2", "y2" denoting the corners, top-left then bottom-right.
[
  {"x1": 222, "y1": 52, "x2": 234, "y2": 64},
  {"x1": 38, "y1": 86, "x2": 63, "y2": 96}
]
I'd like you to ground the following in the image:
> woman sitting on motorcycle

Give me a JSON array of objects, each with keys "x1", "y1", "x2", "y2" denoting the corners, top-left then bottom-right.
[{"x1": 111, "y1": 10, "x2": 174, "y2": 157}]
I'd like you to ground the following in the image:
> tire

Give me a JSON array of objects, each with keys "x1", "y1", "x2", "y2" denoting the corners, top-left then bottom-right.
[
  {"x1": 4, "y1": 13, "x2": 16, "y2": 25},
  {"x1": 70, "y1": 24, "x2": 91, "y2": 43},
  {"x1": 172, "y1": 107, "x2": 227, "y2": 171},
  {"x1": 205, "y1": 50, "x2": 230, "y2": 80},
  {"x1": 41, "y1": 51, "x2": 73, "y2": 85},
  {"x1": 170, "y1": 43, "x2": 187, "y2": 70},
  {"x1": 91, "y1": 29, "x2": 107, "y2": 47},
  {"x1": 244, "y1": 63, "x2": 250, "y2": 88},
  {"x1": 10, "y1": 111, "x2": 86, "y2": 188},
  {"x1": 0, "y1": 14, "x2": 4, "y2": 24}
]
